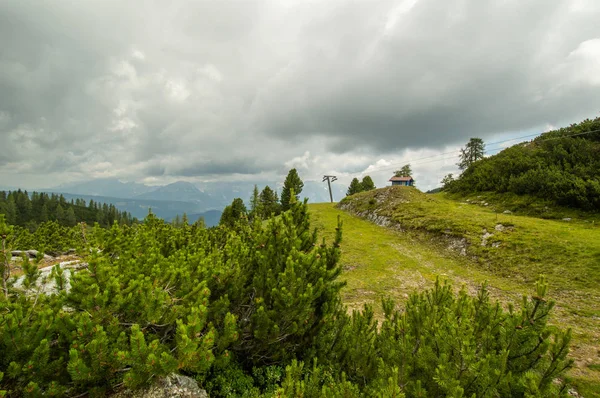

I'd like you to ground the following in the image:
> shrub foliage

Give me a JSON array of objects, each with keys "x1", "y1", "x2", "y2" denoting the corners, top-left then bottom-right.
[
  {"x1": 448, "y1": 117, "x2": 600, "y2": 210},
  {"x1": 0, "y1": 196, "x2": 573, "y2": 396}
]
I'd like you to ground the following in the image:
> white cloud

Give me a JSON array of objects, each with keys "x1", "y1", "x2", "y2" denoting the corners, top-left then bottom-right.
[
  {"x1": 566, "y1": 38, "x2": 600, "y2": 85},
  {"x1": 132, "y1": 49, "x2": 146, "y2": 60},
  {"x1": 198, "y1": 64, "x2": 223, "y2": 83},
  {"x1": 165, "y1": 79, "x2": 191, "y2": 101},
  {"x1": 285, "y1": 151, "x2": 311, "y2": 170}
]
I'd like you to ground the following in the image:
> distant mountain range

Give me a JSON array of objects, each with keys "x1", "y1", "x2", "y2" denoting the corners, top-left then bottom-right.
[
  {"x1": 3, "y1": 178, "x2": 348, "y2": 227},
  {"x1": 48, "y1": 178, "x2": 155, "y2": 198}
]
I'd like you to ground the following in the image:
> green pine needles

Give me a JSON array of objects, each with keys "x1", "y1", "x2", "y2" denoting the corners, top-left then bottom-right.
[{"x1": 0, "y1": 202, "x2": 573, "y2": 397}]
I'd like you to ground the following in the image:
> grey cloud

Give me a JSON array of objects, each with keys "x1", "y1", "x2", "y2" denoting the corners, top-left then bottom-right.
[
  {"x1": 1, "y1": 0, "x2": 599, "y2": 188},
  {"x1": 252, "y1": 0, "x2": 600, "y2": 152},
  {"x1": 140, "y1": 155, "x2": 278, "y2": 178}
]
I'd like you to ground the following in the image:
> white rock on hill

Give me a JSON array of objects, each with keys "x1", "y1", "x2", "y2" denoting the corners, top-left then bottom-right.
[
  {"x1": 12, "y1": 260, "x2": 85, "y2": 294},
  {"x1": 111, "y1": 374, "x2": 208, "y2": 398}
]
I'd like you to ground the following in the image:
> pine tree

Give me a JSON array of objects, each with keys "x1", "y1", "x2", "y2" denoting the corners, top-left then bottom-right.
[
  {"x1": 173, "y1": 214, "x2": 182, "y2": 227},
  {"x1": 249, "y1": 185, "x2": 260, "y2": 219},
  {"x1": 4, "y1": 197, "x2": 17, "y2": 225},
  {"x1": 65, "y1": 207, "x2": 77, "y2": 227},
  {"x1": 346, "y1": 178, "x2": 363, "y2": 196},
  {"x1": 230, "y1": 198, "x2": 345, "y2": 367},
  {"x1": 394, "y1": 164, "x2": 412, "y2": 177},
  {"x1": 458, "y1": 138, "x2": 485, "y2": 170},
  {"x1": 361, "y1": 176, "x2": 376, "y2": 191},
  {"x1": 281, "y1": 169, "x2": 304, "y2": 211},
  {"x1": 259, "y1": 186, "x2": 280, "y2": 217},
  {"x1": 55, "y1": 204, "x2": 65, "y2": 224},
  {"x1": 220, "y1": 198, "x2": 248, "y2": 227},
  {"x1": 40, "y1": 204, "x2": 49, "y2": 223}
]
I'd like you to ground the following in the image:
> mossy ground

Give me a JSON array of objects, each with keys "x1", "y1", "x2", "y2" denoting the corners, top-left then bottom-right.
[{"x1": 309, "y1": 187, "x2": 600, "y2": 397}]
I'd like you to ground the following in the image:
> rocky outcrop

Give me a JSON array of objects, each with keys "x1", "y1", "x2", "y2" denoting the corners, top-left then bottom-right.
[
  {"x1": 11, "y1": 250, "x2": 53, "y2": 261},
  {"x1": 11, "y1": 249, "x2": 78, "y2": 258},
  {"x1": 111, "y1": 374, "x2": 208, "y2": 398},
  {"x1": 338, "y1": 202, "x2": 396, "y2": 229},
  {"x1": 12, "y1": 260, "x2": 86, "y2": 294},
  {"x1": 339, "y1": 199, "x2": 470, "y2": 256}
]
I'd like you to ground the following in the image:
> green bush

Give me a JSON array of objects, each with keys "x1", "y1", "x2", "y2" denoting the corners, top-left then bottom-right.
[
  {"x1": 450, "y1": 117, "x2": 600, "y2": 211},
  {"x1": 324, "y1": 278, "x2": 572, "y2": 397},
  {"x1": 0, "y1": 202, "x2": 574, "y2": 397}
]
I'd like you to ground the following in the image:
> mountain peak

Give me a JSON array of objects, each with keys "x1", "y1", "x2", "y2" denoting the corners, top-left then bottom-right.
[{"x1": 157, "y1": 181, "x2": 201, "y2": 193}]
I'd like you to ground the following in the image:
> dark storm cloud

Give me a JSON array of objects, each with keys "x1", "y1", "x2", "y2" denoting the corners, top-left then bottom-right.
[
  {"x1": 169, "y1": 158, "x2": 274, "y2": 177},
  {"x1": 0, "y1": 0, "x2": 599, "y2": 187},
  {"x1": 252, "y1": 0, "x2": 600, "y2": 152}
]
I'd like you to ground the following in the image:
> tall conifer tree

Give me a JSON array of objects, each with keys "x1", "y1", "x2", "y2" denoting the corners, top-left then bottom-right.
[{"x1": 280, "y1": 169, "x2": 304, "y2": 211}]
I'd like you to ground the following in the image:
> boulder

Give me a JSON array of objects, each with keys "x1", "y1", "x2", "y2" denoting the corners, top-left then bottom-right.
[
  {"x1": 26, "y1": 250, "x2": 39, "y2": 258},
  {"x1": 502, "y1": 210, "x2": 512, "y2": 214},
  {"x1": 10, "y1": 250, "x2": 55, "y2": 261},
  {"x1": 111, "y1": 374, "x2": 208, "y2": 398}
]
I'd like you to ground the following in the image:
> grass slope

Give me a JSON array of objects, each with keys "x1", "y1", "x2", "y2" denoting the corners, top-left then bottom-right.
[{"x1": 309, "y1": 187, "x2": 600, "y2": 396}]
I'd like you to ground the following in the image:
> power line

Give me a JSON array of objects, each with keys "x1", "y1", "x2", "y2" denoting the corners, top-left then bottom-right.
[
  {"x1": 359, "y1": 128, "x2": 600, "y2": 175},
  {"x1": 358, "y1": 133, "x2": 540, "y2": 175}
]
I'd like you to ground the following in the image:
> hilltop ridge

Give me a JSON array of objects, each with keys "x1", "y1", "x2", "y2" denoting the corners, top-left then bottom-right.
[
  {"x1": 337, "y1": 186, "x2": 600, "y2": 287},
  {"x1": 448, "y1": 116, "x2": 600, "y2": 211}
]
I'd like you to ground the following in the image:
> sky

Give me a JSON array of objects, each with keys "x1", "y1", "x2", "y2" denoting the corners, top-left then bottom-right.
[{"x1": 1, "y1": 0, "x2": 599, "y2": 192}]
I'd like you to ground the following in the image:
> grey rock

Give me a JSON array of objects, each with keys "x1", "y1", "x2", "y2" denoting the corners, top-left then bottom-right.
[
  {"x1": 26, "y1": 250, "x2": 40, "y2": 258},
  {"x1": 568, "y1": 388, "x2": 583, "y2": 397},
  {"x1": 111, "y1": 374, "x2": 208, "y2": 398},
  {"x1": 502, "y1": 210, "x2": 512, "y2": 214},
  {"x1": 12, "y1": 250, "x2": 53, "y2": 261},
  {"x1": 481, "y1": 230, "x2": 494, "y2": 246},
  {"x1": 562, "y1": 218, "x2": 572, "y2": 221},
  {"x1": 447, "y1": 237, "x2": 468, "y2": 256}
]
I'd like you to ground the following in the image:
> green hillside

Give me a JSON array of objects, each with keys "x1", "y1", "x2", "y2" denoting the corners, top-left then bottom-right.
[
  {"x1": 448, "y1": 117, "x2": 600, "y2": 211},
  {"x1": 309, "y1": 187, "x2": 600, "y2": 396}
]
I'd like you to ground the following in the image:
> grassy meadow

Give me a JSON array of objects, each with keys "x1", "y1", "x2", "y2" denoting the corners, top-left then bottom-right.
[{"x1": 308, "y1": 187, "x2": 600, "y2": 396}]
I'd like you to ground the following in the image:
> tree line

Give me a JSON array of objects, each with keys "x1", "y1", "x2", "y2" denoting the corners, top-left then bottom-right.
[
  {"x1": 0, "y1": 190, "x2": 136, "y2": 230},
  {"x1": 219, "y1": 168, "x2": 304, "y2": 227},
  {"x1": 346, "y1": 175, "x2": 376, "y2": 196}
]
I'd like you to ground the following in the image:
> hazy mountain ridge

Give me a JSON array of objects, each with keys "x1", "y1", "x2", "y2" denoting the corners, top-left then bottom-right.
[
  {"x1": 16, "y1": 178, "x2": 346, "y2": 227},
  {"x1": 54, "y1": 193, "x2": 221, "y2": 227},
  {"x1": 44, "y1": 179, "x2": 347, "y2": 208},
  {"x1": 45, "y1": 178, "x2": 155, "y2": 198}
]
